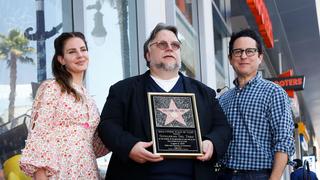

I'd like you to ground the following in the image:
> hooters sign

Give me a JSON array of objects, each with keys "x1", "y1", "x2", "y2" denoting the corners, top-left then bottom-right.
[
  {"x1": 267, "y1": 76, "x2": 305, "y2": 91},
  {"x1": 247, "y1": 0, "x2": 274, "y2": 48}
]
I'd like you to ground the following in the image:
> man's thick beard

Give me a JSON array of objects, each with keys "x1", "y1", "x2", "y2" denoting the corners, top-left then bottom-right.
[{"x1": 153, "y1": 62, "x2": 181, "y2": 72}]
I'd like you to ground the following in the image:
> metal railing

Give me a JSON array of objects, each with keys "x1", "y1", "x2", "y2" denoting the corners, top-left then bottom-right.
[{"x1": 0, "y1": 111, "x2": 31, "y2": 165}]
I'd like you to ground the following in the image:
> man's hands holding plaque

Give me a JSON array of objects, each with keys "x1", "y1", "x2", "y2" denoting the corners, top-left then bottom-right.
[
  {"x1": 196, "y1": 140, "x2": 214, "y2": 162},
  {"x1": 129, "y1": 141, "x2": 164, "y2": 164},
  {"x1": 129, "y1": 140, "x2": 214, "y2": 163}
]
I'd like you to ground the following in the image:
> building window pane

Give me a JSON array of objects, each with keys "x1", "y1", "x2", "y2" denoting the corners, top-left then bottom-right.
[
  {"x1": 214, "y1": 0, "x2": 226, "y2": 20},
  {"x1": 176, "y1": 0, "x2": 193, "y2": 25},
  {"x1": 215, "y1": 29, "x2": 224, "y2": 67},
  {"x1": 175, "y1": 1, "x2": 200, "y2": 79},
  {"x1": 83, "y1": 0, "x2": 138, "y2": 109},
  {"x1": 213, "y1": 4, "x2": 229, "y2": 89},
  {"x1": 214, "y1": 30, "x2": 228, "y2": 89}
]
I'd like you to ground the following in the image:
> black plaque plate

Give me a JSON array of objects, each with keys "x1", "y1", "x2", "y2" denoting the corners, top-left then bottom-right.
[{"x1": 147, "y1": 92, "x2": 202, "y2": 157}]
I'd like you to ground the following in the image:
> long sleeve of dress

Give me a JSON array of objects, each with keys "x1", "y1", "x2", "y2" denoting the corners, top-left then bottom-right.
[
  {"x1": 20, "y1": 80, "x2": 61, "y2": 177},
  {"x1": 92, "y1": 130, "x2": 109, "y2": 158}
]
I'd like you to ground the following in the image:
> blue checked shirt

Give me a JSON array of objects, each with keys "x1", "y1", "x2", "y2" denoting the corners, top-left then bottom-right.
[{"x1": 219, "y1": 74, "x2": 295, "y2": 170}]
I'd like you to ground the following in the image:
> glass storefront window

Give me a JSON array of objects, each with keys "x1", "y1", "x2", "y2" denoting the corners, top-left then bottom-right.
[
  {"x1": 215, "y1": 29, "x2": 224, "y2": 69},
  {"x1": 215, "y1": 28, "x2": 227, "y2": 89},
  {"x1": 176, "y1": 0, "x2": 193, "y2": 25},
  {"x1": 83, "y1": 0, "x2": 138, "y2": 110},
  {"x1": 214, "y1": 0, "x2": 226, "y2": 20},
  {"x1": 213, "y1": 3, "x2": 229, "y2": 90},
  {"x1": 175, "y1": 0, "x2": 200, "y2": 79},
  {"x1": 0, "y1": 0, "x2": 64, "y2": 176}
]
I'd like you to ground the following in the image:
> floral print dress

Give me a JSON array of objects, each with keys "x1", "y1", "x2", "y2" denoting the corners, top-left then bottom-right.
[{"x1": 20, "y1": 80, "x2": 108, "y2": 179}]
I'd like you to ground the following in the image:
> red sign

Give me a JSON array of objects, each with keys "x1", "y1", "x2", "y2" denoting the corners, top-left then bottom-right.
[
  {"x1": 267, "y1": 76, "x2": 305, "y2": 91},
  {"x1": 247, "y1": 0, "x2": 274, "y2": 48}
]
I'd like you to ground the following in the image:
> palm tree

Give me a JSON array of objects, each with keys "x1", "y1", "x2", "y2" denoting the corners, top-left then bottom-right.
[{"x1": 0, "y1": 29, "x2": 34, "y2": 128}]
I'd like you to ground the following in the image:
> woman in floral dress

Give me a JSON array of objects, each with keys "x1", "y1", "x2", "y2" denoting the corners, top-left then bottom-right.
[{"x1": 20, "y1": 32, "x2": 108, "y2": 179}]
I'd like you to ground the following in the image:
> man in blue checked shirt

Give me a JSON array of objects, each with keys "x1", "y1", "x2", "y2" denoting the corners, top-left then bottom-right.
[{"x1": 218, "y1": 29, "x2": 295, "y2": 180}]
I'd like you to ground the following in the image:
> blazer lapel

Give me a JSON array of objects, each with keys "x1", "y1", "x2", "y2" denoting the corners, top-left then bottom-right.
[
  {"x1": 181, "y1": 73, "x2": 194, "y2": 93},
  {"x1": 181, "y1": 74, "x2": 205, "y2": 132}
]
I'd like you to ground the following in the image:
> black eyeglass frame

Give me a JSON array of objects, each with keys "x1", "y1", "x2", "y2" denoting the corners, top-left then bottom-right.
[{"x1": 231, "y1": 48, "x2": 258, "y2": 57}]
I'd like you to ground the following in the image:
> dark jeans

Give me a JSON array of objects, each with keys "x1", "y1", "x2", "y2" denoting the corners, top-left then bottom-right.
[{"x1": 215, "y1": 169, "x2": 271, "y2": 180}]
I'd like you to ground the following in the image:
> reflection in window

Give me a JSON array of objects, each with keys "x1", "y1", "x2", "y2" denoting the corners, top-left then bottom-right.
[
  {"x1": 176, "y1": 0, "x2": 193, "y2": 25},
  {"x1": 0, "y1": 0, "x2": 63, "y2": 176},
  {"x1": 84, "y1": 0, "x2": 138, "y2": 109},
  {"x1": 175, "y1": 1, "x2": 200, "y2": 79},
  {"x1": 213, "y1": 5, "x2": 229, "y2": 89},
  {"x1": 214, "y1": 0, "x2": 226, "y2": 20}
]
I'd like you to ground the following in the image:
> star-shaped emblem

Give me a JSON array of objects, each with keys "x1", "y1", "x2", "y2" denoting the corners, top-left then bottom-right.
[{"x1": 157, "y1": 99, "x2": 190, "y2": 126}]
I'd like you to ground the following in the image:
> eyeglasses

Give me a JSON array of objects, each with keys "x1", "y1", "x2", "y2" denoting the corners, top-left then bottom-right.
[
  {"x1": 231, "y1": 48, "x2": 258, "y2": 57},
  {"x1": 149, "y1": 40, "x2": 181, "y2": 51}
]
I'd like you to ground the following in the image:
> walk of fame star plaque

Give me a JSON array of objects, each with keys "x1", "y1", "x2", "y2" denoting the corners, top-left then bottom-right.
[{"x1": 147, "y1": 92, "x2": 203, "y2": 157}]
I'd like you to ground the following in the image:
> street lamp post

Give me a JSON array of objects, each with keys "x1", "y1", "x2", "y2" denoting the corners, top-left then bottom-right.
[
  {"x1": 87, "y1": 0, "x2": 107, "y2": 45},
  {"x1": 24, "y1": 0, "x2": 62, "y2": 83}
]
